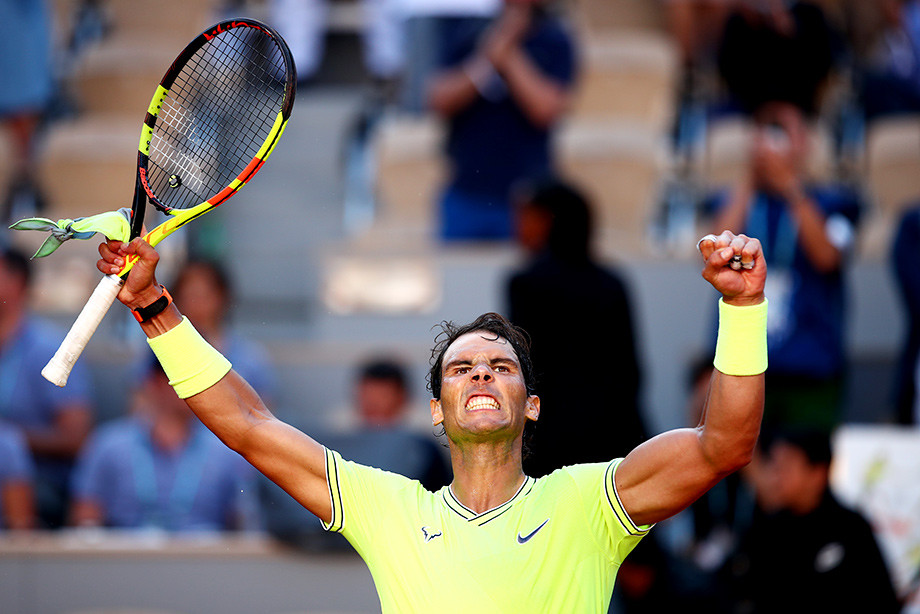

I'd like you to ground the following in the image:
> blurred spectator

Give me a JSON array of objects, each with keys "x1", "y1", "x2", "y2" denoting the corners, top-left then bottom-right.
[
  {"x1": 260, "y1": 357, "x2": 450, "y2": 550},
  {"x1": 716, "y1": 0, "x2": 839, "y2": 117},
  {"x1": 858, "y1": 0, "x2": 920, "y2": 121},
  {"x1": 0, "y1": 0, "x2": 54, "y2": 222},
  {"x1": 0, "y1": 422, "x2": 36, "y2": 530},
  {"x1": 505, "y1": 177, "x2": 648, "y2": 477},
  {"x1": 69, "y1": 359, "x2": 260, "y2": 532},
  {"x1": 268, "y1": 0, "x2": 405, "y2": 89},
  {"x1": 171, "y1": 259, "x2": 277, "y2": 407},
  {"x1": 719, "y1": 427, "x2": 901, "y2": 613},
  {"x1": 324, "y1": 358, "x2": 450, "y2": 491},
  {"x1": 396, "y1": 0, "x2": 501, "y2": 113},
  {"x1": 666, "y1": 0, "x2": 734, "y2": 71},
  {"x1": 426, "y1": 0, "x2": 576, "y2": 241},
  {"x1": 0, "y1": 246, "x2": 93, "y2": 528},
  {"x1": 706, "y1": 101, "x2": 863, "y2": 433},
  {"x1": 892, "y1": 205, "x2": 920, "y2": 424}
]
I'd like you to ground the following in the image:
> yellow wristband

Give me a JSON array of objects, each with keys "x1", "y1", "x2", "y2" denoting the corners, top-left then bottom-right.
[
  {"x1": 713, "y1": 298, "x2": 768, "y2": 376},
  {"x1": 147, "y1": 317, "x2": 232, "y2": 399}
]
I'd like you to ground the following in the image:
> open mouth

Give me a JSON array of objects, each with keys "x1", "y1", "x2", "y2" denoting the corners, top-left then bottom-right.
[{"x1": 465, "y1": 395, "x2": 500, "y2": 412}]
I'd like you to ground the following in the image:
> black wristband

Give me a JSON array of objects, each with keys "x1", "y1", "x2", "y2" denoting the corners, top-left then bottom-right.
[{"x1": 131, "y1": 286, "x2": 173, "y2": 323}]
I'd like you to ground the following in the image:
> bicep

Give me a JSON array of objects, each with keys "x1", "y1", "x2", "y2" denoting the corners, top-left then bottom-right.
[
  {"x1": 238, "y1": 418, "x2": 332, "y2": 523},
  {"x1": 614, "y1": 428, "x2": 723, "y2": 527}
]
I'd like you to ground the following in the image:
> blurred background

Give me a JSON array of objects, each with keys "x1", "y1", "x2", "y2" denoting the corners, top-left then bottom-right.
[{"x1": 1, "y1": 0, "x2": 919, "y2": 612}]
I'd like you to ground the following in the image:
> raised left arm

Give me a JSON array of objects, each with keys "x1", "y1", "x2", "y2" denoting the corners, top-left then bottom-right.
[{"x1": 615, "y1": 231, "x2": 766, "y2": 527}]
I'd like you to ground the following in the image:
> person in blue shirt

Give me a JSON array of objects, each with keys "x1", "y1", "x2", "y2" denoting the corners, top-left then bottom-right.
[
  {"x1": 426, "y1": 0, "x2": 576, "y2": 241},
  {"x1": 0, "y1": 421, "x2": 35, "y2": 530},
  {"x1": 69, "y1": 359, "x2": 260, "y2": 532},
  {"x1": 707, "y1": 101, "x2": 862, "y2": 432},
  {"x1": 0, "y1": 246, "x2": 94, "y2": 528}
]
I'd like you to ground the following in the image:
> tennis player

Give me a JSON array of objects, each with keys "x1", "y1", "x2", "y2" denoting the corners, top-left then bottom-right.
[{"x1": 96, "y1": 230, "x2": 766, "y2": 612}]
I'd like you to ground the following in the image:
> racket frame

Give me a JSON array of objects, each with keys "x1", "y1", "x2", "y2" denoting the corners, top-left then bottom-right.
[{"x1": 41, "y1": 18, "x2": 295, "y2": 386}]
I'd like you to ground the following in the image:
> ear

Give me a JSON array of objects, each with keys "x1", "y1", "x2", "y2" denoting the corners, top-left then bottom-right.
[
  {"x1": 430, "y1": 398, "x2": 444, "y2": 426},
  {"x1": 525, "y1": 395, "x2": 540, "y2": 422}
]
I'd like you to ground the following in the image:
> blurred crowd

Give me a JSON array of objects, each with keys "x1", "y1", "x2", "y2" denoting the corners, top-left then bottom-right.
[{"x1": 2, "y1": 0, "x2": 920, "y2": 612}]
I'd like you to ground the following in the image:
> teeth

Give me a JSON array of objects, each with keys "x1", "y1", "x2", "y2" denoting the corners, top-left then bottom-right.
[{"x1": 466, "y1": 397, "x2": 499, "y2": 411}]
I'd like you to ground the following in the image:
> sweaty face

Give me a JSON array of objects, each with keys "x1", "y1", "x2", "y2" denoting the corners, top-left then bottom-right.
[{"x1": 431, "y1": 331, "x2": 539, "y2": 444}]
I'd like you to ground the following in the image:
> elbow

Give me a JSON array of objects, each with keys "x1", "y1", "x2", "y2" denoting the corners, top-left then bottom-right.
[
  {"x1": 705, "y1": 433, "x2": 758, "y2": 477},
  {"x1": 527, "y1": 97, "x2": 568, "y2": 130},
  {"x1": 723, "y1": 446, "x2": 755, "y2": 475}
]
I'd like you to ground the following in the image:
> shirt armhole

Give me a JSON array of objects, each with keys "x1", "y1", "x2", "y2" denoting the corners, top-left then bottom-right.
[
  {"x1": 321, "y1": 447, "x2": 345, "y2": 533},
  {"x1": 605, "y1": 459, "x2": 654, "y2": 537}
]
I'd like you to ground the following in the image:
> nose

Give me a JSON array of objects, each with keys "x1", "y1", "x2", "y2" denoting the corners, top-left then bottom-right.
[{"x1": 470, "y1": 364, "x2": 493, "y2": 382}]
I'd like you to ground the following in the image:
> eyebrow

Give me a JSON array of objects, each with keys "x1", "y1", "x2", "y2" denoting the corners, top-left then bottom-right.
[{"x1": 444, "y1": 356, "x2": 519, "y2": 371}]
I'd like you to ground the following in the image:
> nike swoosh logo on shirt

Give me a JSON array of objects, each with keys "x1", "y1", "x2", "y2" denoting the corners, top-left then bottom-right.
[{"x1": 517, "y1": 518, "x2": 550, "y2": 544}]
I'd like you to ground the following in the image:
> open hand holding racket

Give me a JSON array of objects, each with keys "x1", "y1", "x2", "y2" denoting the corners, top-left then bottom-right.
[{"x1": 41, "y1": 19, "x2": 296, "y2": 386}]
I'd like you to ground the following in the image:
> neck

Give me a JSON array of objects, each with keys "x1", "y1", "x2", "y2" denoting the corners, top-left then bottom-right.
[{"x1": 448, "y1": 440, "x2": 527, "y2": 513}]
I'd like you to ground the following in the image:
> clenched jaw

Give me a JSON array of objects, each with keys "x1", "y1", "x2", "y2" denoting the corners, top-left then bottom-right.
[{"x1": 466, "y1": 395, "x2": 500, "y2": 411}]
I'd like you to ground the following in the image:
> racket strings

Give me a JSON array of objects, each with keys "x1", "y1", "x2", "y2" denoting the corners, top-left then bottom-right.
[{"x1": 147, "y1": 26, "x2": 288, "y2": 210}]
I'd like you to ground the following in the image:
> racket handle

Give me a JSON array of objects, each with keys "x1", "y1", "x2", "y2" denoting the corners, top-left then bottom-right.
[{"x1": 42, "y1": 274, "x2": 124, "y2": 387}]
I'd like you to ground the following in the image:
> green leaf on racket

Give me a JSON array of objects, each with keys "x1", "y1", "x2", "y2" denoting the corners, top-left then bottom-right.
[{"x1": 9, "y1": 208, "x2": 132, "y2": 258}]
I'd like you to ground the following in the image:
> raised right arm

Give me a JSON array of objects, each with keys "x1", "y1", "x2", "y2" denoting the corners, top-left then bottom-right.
[{"x1": 97, "y1": 238, "x2": 332, "y2": 523}]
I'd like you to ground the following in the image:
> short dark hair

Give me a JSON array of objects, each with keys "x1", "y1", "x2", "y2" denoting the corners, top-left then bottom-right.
[
  {"x1": 513, "y1": 176, "x2": 593, "y2": 261},
  {"x1": 427, "y1": 312, "x2": 535, "y2": 400},
  {"x1": 763, "y1": 427, "x2": 833, "y2": 466},
  {"x1": 0, "y1": 246, "x2": 32, "y2": 288},
  {"x1": 172, "y1": 258, "x2": 233, "y2": 301},
  {"x1": 358, "y1": 358, "x2": 407, "y2": 390}
]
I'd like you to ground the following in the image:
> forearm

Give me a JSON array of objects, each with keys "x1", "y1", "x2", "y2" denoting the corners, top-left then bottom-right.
[
  {"x1": 700, "y1": 297, "x2": 767, "y2": 472},
  {"x1": 698, "y1": 369, "x2": 763, "y2": 473},
  {"x1": 141, "y1": 304, "x2": 267, "y2": 452},
  {"x1": 426, "y1": 65, "x2": 482, "y2": 117},
  {"x1": 498, "y1": 47, "x2": 569, "y2": 128},
  {"x1": 784, "y1": 187, "x2": 842, "y2": 272},
  {"x1": 139, "y1": 302, "x2": 332, "y2": 521}
]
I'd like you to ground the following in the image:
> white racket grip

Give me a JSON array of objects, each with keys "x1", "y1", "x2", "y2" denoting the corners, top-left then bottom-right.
[{"x1": 42, "y1": 274, "x2": 124, "y2": 387}]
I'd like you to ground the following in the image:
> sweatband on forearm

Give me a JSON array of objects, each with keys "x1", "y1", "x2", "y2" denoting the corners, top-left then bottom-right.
[
  {"x1": 713, "y1": 298, "x2": 768, "y2": 376},
  {"x1": 146, "y1": 316, "x2": 232, "y2": 399}
]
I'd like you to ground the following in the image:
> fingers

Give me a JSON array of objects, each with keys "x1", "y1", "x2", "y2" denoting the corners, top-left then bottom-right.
[
  {"x1": 698, "y1": 231, "x2": 767, "y2": 304},
  {"x1": 95, "y1": 238, "x2": 158, "y2": 277},
  {"x1": 738, "y1": 236, "x2": 762, "y2": 270},
  {"x1": 97, "y1": 240, "x2": 126, "y2": 275},
  {"x1": 697, "y1": 230, "x2": 759, "y2": 269}
]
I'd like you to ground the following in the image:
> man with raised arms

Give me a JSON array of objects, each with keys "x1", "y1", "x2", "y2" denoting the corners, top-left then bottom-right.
[{"x1": 95, "y1": 230, "x2": 766, "y2": 612}]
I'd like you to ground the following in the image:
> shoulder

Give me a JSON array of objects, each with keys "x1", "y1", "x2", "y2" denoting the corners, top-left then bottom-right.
[
  {"x1": 326, "y1": 446, "x2": 426, "y2": 494},
  {"x1": 323, "y1": 447, "x2": 433, "y2": 534},
  {"x1": 538, "y1": 461, "x2": 653, "y2": 549}
]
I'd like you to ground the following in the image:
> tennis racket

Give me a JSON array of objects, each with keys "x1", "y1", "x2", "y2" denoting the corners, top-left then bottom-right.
[{"x1": 42, "y1": 18, "x2": 296, "y2": 387}]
